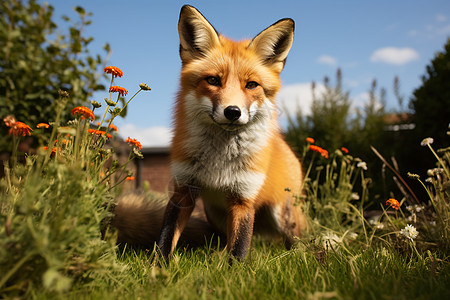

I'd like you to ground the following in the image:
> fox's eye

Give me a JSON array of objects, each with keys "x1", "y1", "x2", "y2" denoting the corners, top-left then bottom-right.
[
  {"x1": 245, "y1": 81, "x2": 259, "y2": 90},
  {"x1": 206, "y1": 76, "x2": 221, "y2": 86}
]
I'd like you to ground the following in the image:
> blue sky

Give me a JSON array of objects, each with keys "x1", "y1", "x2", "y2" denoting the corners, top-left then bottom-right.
[{"x1": 43, "y1": 0, "x2": 450, "y2": 146}]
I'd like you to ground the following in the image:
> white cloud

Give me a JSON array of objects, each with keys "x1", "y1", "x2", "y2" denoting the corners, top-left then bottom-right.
[
  {"x1": 436, "y1": 14, "x2": 447, "y2": 23},
  {"x1": 317, "y1": 55, "x2": 338, "y2": 66},
  {"x1": 119, "y1": 124, "x2": 172, "y2": 147},
  {"x1": 276, "y1": 82, "x2": 326, "y2": 117},
  {"x1": 408, "y1": 29, "x2": 419, "y2": 37},
  {"x1": 352, "y1": 92, "x2": 370, "y2": 111},
  {"x1": 370, "y1": 47, "x2": 419, "y2": 65}
]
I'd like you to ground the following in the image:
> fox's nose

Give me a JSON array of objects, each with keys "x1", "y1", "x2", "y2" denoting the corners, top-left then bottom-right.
[{"x1": 224, "y1": 106, "x2": 241, "y2": 121}]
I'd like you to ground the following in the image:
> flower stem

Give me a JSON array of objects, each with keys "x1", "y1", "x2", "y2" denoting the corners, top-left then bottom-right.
[
  {"x1": 121, "y1": 88, "x2": 142, "y2": 115},
  {"x1": 97, "y1": 76, "x2": 115, "y2": 130},
  {"x1": 427, "y1": 143, "x2": 450, "y2": 178}
]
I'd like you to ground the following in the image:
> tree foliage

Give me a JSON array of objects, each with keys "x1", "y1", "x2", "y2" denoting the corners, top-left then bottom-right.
[
  {"x1": 285, "y1": 69, "x2": 397, "y2": 200},
  {"x1": 410, "y1": 38, "x2": 450, "y2": 149},
  {"x1": 0, "y1": 0, "x2": 109, "y2": 150},
  {"x1": 286, "y1": 69, "x2": 387, "y2": 157}
]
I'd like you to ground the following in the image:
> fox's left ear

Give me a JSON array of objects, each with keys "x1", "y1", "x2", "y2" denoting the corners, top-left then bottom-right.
[{"x1": 248, "y1": 18, "x2": 295, "y2": 72}]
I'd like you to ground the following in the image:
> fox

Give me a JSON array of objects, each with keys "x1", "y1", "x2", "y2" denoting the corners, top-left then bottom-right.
[{"x1": 114, "y1": 5, "x2": 306, "y2": 262}]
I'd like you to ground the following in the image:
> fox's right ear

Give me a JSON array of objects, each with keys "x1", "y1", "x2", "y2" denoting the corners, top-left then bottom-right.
[{"x1": 178, "y1": 5, "x2": 220, "y2": 64}]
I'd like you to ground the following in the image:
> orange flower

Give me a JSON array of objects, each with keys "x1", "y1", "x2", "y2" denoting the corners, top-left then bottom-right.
[
  {"x1": 386, "y1": 198, "x2": 400, "y2": 210},
  {"x1": 309, "y1": 145, "x2": 329, "y2": 159},
  {"x1": 41, "y1": 146, "x2": 58, "y2": 156},
  {"x1": 109, "y1": 123, "x2": 118, "y2": 132},
  {"x1": 306, "y1": 137, "x2": 315, "y2": 144},
  {"x1": 37, "y1": 123, "x2": 50, "y2": 129},
  {"x1": 72, "y1": 106, "x2": 95, "y2": 121},
  {"x1": 126, "y1": 137, "x2": 142, "y2": 150},
  {"x1": 88, "y1": 128, "x2": 112, "y2": 139},
  {"x1": 109, "y1": 86, "x2": 128, "y2": 97},
  {"x1": 341, "y1": 147, "x2": 349, "y2": 154},
  {"x1": 8, "y1": 121, "x2": 33, "y2": 137},
  {"x1": 104, "y1": 66, "x2": 123, "y2": 78},
  {"x1": 125, "y1": 176, "x2": 135, "y2": 181}
]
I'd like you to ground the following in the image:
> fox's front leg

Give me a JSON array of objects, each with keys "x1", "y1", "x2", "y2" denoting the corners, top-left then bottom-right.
[
  {"x1": 158, "y1": 185, "x2": 200, "y2": 260},
  {"x1": 227, "y1": 200, "x2": 256, "y2": 262}
]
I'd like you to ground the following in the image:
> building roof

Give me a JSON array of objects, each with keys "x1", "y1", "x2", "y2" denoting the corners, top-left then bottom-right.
[{"x1": 141, "y1": 146, "x2": 171, "y2": 154}]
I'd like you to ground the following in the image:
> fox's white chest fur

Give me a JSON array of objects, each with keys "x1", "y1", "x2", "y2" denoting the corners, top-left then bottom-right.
[{"x1": 171, "y1": 92, "x2": 276, "y2": 200}]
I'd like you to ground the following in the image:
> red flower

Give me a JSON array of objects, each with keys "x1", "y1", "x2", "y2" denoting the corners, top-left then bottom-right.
[
  {"x1": 309, "y1": 145, "x2": 329, "y2": 159},
  {"x1": 104, "y1": 66, "x2": 123, "y2": 78},
  {"x1": 125, "y1": 176, "x2": 135, "y2": 181},
  {"x1": 8, "y1": 121, "x2": 32, "y2": 137},
  {"x1": 126, "y1": 137, "x2": 142, "y2": 150},
  {"x1": 72, "y1": 106, "x2": 95, "y2": 121},
  {"x1": 109, "y1": 86, "x2": 128, "y2": 97},
  {"x1": 306, "y1": 137, "x2": 315, "y2": 144},
  {"x1": 88, "y1": 128, "x2": 112, "y2": 139},
  {"x1": 386, "y1": 198, "x2": 400, "y2": 210},
  {"x1": 341, "y1": 147, "x2": 349, "y2": 154}
]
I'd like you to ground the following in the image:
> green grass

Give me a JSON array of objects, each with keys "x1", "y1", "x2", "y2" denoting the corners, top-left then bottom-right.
[{"x1": 27, "y1": 240, "x2": 449, "y2": 300}]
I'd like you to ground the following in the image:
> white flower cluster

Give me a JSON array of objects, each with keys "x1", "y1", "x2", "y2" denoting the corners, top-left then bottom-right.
[{"x1": 400, "y1": 224, "x2": 419, "y2": 241}]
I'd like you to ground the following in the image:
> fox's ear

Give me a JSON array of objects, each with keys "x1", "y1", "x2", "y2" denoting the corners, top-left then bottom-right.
[
  {"x1": 178, "y1": 5, "x2": 220, "y2": 63},
  {"x1": 248, "y1": 18, "x2": 295, "y2": 72}
]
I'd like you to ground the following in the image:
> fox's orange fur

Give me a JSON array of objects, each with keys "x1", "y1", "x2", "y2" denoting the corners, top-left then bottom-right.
[{"x1": 114, "y1": 5, "x2": 306, "y2": 262}]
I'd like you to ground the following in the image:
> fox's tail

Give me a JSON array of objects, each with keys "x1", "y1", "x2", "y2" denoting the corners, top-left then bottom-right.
[{"x1": 112, "y1": 193, "x2": 221, "y2": 249}]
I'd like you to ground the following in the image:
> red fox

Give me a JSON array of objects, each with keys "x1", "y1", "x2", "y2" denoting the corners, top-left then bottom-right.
[{"x1": 114, "y1": 5, "x2": 306, "y2": 262}]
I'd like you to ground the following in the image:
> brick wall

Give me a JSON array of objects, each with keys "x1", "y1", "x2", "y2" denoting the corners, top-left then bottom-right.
[{"x1": 136, "y1": 147, "x2": 172, "y2": 193}]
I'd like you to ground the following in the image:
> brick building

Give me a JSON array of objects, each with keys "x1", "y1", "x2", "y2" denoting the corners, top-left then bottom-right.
[{"x1": 134, "y1": 146, "x2": 172, "y2": 193}]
